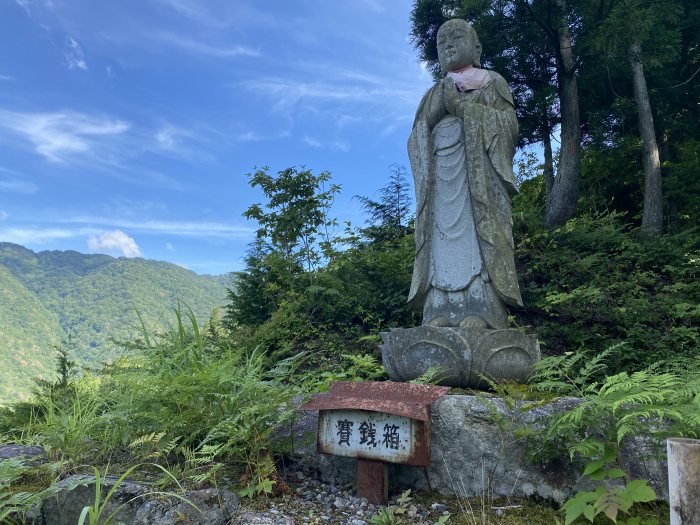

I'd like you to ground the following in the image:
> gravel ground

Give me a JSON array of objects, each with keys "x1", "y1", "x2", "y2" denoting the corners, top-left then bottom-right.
[{"x1": 232, "y1": 472, "x2": 452, "y2": 525}]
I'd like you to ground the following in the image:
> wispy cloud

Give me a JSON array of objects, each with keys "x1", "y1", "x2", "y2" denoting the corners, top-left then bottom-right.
[
  {"x1": 14, "y1": 0, "x2": 32, "y2": 13},
  {"x1": 232, "y1": 129, "x2": 290, "y2": 142},
  {"x1": 166, "y1": 242, "x2": 174, "y2": 251},
  {"x1": 0, "y1": 177, "x2": 38, "y2": 194},
  {"x1": 151, "y1": 0, "x2": 234, "y2": 28},
  {"x1": 333, "y1": 140, "x2": 350, "y2": 152},
  {"x1": 65, "y1": 36, "x2": 88, "y2": 70},
  {"x1": 153, "y1": 123, "x2": 214, "y2": 162},
  {"x1": 0, "y1": 226, "x2": 99, "y2": 244},
  {"x1": 88, "y1": 230, "x2": 142, "y2": 257},
  {"x1": 0, "y1": 211, "x2": 8, "y2": 221},
  {"x1": 302, "y1": 135, "x2": 350, "y2": 151},
  {"x1": 154, "y1": 32, "x2": 259, "y2": 58},
  {"x1": 0, "y1": 109, "x2": 129, "y2": 162},
  {"x1": 356, "y1": 0, "x2": 386, "y2": 13},
  {"x1": 0, "y1": 74, "x2": 13, "y2": 81},
  {"x1": 302, "y1": 136, "x2": 321, "y2": 148},
  {"x1": 65, "y1": 215, "x2": 254, "y2": 239}
]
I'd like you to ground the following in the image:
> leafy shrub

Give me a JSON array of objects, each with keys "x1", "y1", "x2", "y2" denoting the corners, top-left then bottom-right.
[{"x1": 1, "y1": 307, "x2": 303, "y2": 496}]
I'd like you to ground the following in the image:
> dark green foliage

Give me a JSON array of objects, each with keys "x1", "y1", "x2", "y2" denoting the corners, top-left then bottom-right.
[
  {"x1": 514, "y1": 212, "x2": 700, "y2": 372},
  {"x1": 355, "y1": 164, "x2": 413, "y2": 244},
  {"x1": 226, "y1": 166, "x2": 418, "y2": 368},
  {"x1": 664, "y1": 140, "x2": 700, "y2": 232}
]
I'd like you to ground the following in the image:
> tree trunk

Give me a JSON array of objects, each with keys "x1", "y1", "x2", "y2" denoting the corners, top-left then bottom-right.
[
  {"x1": 544, "y1": 0, "x2": 581, "y2": 228},
  {"x1": 629, "y1": 41, "x2": 663, "y2": 237},
  {"x1": 542, "y1": 113, "x2": 554, "y2": 199}
]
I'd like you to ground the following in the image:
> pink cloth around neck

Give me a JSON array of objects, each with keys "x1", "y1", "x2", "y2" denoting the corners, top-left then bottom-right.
[{"x1": 447, "y1": 66, "x2": 490, "y2": 92}]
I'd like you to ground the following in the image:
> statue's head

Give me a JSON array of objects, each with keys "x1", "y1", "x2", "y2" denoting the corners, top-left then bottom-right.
[{"x1": 437, "y1": 19, "x2": 482, "y2": 73}]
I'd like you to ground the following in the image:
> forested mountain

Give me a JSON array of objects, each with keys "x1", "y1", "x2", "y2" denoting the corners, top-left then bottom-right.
[{"x1": 0, "y1": 243, "x2": 228, "y2": 403}]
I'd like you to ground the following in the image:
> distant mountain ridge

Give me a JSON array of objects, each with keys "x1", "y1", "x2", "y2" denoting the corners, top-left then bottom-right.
[{"x1": 0, "y1": 243, "x2": 228, "y2": 403}]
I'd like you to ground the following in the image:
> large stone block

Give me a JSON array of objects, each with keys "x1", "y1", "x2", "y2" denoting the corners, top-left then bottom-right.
[{"x1": 292, "y1": 394, "x2": 668, "y2": 504}]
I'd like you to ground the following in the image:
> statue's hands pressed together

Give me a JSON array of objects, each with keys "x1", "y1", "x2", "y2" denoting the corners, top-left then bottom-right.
[{"x1": 442, "y1": 78, "x2": 465, "y2": 116}]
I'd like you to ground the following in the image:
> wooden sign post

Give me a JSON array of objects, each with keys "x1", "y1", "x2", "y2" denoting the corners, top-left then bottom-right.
[{"x1": 300, "y1": 381, "x2": 450, "y2": 505}]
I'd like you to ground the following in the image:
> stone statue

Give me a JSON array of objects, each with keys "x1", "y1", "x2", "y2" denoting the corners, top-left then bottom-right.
[
  {"x1": 408, "y1": 18, "x2": 522, "y2": 329},
  {"x1": 380, "y1": 20, "x2": 539, "y2": 388}
]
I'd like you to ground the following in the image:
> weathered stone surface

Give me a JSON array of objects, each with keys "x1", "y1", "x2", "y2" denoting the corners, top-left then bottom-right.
[
  {"x1": 233, "y1": 511, "x2": 295, "y2": 524},
  {"x1": 38, "y1": 475, "x2": 148, "y2": 525},
  {"x1": 394, "y1": 18, "x2": 539, "y2": 389},
  {"x1": 381, "y1": 326, "x2": 539, "y2": 388},
  {"x1": 667, "y1": 438, "x2": 700, "y2": 524},
  {"x1": 0, "y1": 443, "x2": 47, "y2": 465},
  {"x1": 35, "y1": 475, "x2": 240, "y2": 525},
  {"x1": 134, "y1": 488, "x2": 240, "y2": 525},
  {"x1": 407, "y1": 19, "x2": 522, "y2": 329},
  {"x1": 293, "y1": 395, "x2": 669, "y2": 504}
]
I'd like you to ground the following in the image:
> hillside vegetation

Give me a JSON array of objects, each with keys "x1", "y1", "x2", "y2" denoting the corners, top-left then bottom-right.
[{"x1": 0, "y1": 243, "x2": 227, "y2": 403}]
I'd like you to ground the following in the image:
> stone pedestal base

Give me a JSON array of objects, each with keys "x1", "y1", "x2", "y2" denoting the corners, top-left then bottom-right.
[{"x1": 380, "y1": 326, "x2": 540, "y2": 389}]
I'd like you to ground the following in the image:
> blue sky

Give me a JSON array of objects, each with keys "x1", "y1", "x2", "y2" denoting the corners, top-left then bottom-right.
[{"x1": 0, "y1": 0, "x2": 433, "y2": 274}]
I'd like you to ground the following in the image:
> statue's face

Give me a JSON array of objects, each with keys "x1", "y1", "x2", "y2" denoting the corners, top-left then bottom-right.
[{"x1": 437, "y1": 20, "x2": 480, "y2": 73}]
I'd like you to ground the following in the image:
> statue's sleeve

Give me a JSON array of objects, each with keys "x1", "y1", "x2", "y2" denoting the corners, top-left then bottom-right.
[
  {"x1": 483, "y1": 73, "x2": 519, "y2": 196},
  {"x1": 407, "y1": 83, "x2": 444, "y2": 307},
  {"x1": 460, "y1": 73, "x2": 524, "y2": 307}
]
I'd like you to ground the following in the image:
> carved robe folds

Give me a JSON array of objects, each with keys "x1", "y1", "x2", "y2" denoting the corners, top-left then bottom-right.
[{"x1": 407, "y1": 71, "x2": 522, "y2": 329}]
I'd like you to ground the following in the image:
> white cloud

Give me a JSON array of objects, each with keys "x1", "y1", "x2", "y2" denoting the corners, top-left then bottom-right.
[
  {"x1": 166, "y1": 242, "x2": 174, "y2": 251},
  {"x1": 0, "y1": 211, "x2": 8, "y2": 221},
  {"x1": 65, "y1": 37, "x2": 88, "y2": 70},
  {"x1": 0, "y1": 110, "x2": 129, "y2": 162},
  {"x1": 88, "y1": 230, "x2": 142, "y2": 257},
  {"x1": 0, "y1": 74, "x2": 13, "y2": 81}
]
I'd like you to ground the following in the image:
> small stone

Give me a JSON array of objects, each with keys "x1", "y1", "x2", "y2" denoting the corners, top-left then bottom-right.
[
  {"x1": 333, "y1": 497, "x2": 348, "y2": 510},
  {"x1": 236, "y1": 512, "x2": 294, "y2": 524},
  {"x1": 431, "y1": 503, "x2": 447, "y2": 513}
]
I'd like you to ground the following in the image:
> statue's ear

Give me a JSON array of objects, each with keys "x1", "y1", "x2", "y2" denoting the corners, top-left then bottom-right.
[{"x1": 475, "y1": 42, "x2": 483, "y2": 68}]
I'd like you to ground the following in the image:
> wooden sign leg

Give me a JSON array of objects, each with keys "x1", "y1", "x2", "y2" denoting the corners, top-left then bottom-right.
[{"x1": 357, "y1": 459, "x2": 388, "y2": 505}]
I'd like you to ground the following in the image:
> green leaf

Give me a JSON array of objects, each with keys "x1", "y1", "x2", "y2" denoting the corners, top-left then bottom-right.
[
  {"x1": 563, "y1": 491, "x2": 598, "y2": 524},
  {"x1": 583, "y1": 504, "x2": 596, "y2": 521},
  {"x1": 583, "y1": 458, "x2": 606, "y2": 476},
  {"x1": 603, "y1": 502, "x2": 620, "y2": 522},
  {"x1": 624, "y1": 480, "x2": 656, "y2": 503},
  {"x1": 606, "y1": 468, "x2": 627, "y2": 478}
]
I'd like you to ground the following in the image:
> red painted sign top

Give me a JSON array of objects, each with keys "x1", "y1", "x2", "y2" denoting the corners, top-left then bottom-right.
[{"x1": 300, "y1": 381, "x2": 450, "y2": 421}]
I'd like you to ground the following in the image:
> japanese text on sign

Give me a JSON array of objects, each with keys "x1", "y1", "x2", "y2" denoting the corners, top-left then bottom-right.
[{"x1": 319, "y1": 409, "x2": 414, "y2": 463}]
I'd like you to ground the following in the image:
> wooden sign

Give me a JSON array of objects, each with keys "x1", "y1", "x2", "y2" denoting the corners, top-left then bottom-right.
[{"x1": 301, "y1": 381, "x2": 450, "y2": 505}]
